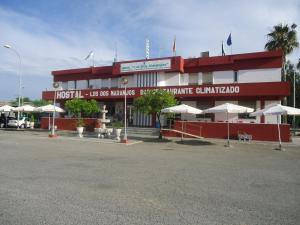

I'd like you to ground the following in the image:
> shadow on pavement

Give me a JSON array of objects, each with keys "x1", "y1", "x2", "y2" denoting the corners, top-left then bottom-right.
[{"x1": 175, "y1": 139, "x2": 215, "y2": 146}]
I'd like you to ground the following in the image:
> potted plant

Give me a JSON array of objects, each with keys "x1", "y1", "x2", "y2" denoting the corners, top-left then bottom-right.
[
  {"x1": 30, "y1": 115, "x2": 35, "y2": 129},
  {"x1": 76, "y1": 118, "x2": 85, "y2": 138},
  {"x1": 111, "y1": 121, "x2": 123, "y2": 141}
]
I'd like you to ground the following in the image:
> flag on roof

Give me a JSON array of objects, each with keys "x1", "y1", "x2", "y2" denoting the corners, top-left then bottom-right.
[
  {"x1": 226, "y1": 33, "x2": 232, "y2": 46},
  {"x1": 172, "y1": 36, "x2": 176, "y2": 56},
  {"x1": 84, "y1": 51, "x2": 94, "y2": 60}
]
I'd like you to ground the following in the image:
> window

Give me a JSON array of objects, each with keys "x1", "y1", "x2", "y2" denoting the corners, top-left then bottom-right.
[
  {"x1": 90, "y1": 79, "x2": 101, "y2": 88},
  {"x1": 137, "y1": 72, "x2": 157, "y2": 87},
  {"x1": 101, "y1": 79, "x2": 110, "y2": 88},
  {"x1": 234, "y1": 71, "x2": 238, "y2": 82},
  {"x1": 189, "y1": 73, "x2": 198, "y2": 85},
  {"x1": 196, "y1": 101, "x2": 214, "y2": 120},
  {"x1": 111, "y1": 78, "x2": 118, "y2": 88},
  {"x1": 202, "y1": 72, "x2": 213, "y2": 84},
  {"x1": 76, "y1": 80, "x2": 88, "y2": 89},
  {"x1": 68, "y1": 81, "x2": 76, "y2": 89},
  {"x1": 61, "y1": 81, "x2": 68, "y2": 90},
  {"x1": 238, "y1": 101, "x2": 256, "y2": 119}
]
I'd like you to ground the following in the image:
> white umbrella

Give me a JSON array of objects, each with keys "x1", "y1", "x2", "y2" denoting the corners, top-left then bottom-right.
[
  {"x1": 13, "y1": 104, "x2": 37, "y2": 112},
  {"x1": 0, "y1": 105, "x2": 15, "y2": 112},
  {"x1": 251, "y1": 104, "x2": 300, "y2": 150},
  {"x1": 204, "y1": 103, "x2": 254, "y2": 147},
  {"x1": 36, "y1": 104, "x2": 65, "y2": 113},
  {"x1": 161, "y1": 104, "x2": 203, "y2": 140},
  {"x1": 161, "y1": 104, "x2": 203, "y2": 114},
  {"x1": 36, "y1": 104, "x2": 65, "y2": 130}
]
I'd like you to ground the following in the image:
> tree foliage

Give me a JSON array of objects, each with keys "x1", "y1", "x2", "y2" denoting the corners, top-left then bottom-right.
[
  {"x1": 133, "y1": 89, "x2": 177, "y2": 137},
  {"x1": 285, "y1": 61, "x2": 300, "y2": 127},
  {"x1": 65, "y1": 98, "x2": 99, "y2": 118},
  {"x1": 265, "y1": 23, "x2": 299, "y2": 57},
  {"x1": 265, "y1": 23, "x2": 299, "y2": 122},
  {"x1": 31, "y1": 99, "x2": 52, "y2": 107}
]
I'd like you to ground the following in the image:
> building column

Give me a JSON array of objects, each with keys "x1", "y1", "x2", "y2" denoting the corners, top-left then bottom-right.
[{"x1": 260, "y1": 100, "x2": 265, "y2": 123}]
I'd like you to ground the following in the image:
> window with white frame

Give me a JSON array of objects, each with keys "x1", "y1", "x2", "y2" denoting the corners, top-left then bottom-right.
[
  {"x1": 89, "y1": 79, "x2": 101, "y2": 89},
  {"x1": 68, "y1": 81, "x2": 76, "y2": 89},
  {"x1": 101, "y1": 78, "x2": 110, "y2": 88},
  {"x1": 61, "y1": 81, "x2": 68, "y2": 90},
  {"x1": 202, "y1": 72, "x2": 213, "y2": 84},
  {"x1": 76, "y1": 80, "x2": 88, "y2": 89},
  {"x1": 189, "y1": 73, "x2": 198, "y2": 85},
  {"x1": 111, "y1": 78, "x2": 118, "y2": 88}
]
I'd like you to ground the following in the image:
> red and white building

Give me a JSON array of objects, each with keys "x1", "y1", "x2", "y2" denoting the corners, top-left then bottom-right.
[{"x1": 42, "y1": 50, "x2": 291, "y2": 141}]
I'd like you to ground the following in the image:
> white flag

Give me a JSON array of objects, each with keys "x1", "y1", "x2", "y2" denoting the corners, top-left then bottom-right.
[{"x1": 84, "y1": 51, "x2": 94, "y2": 60}]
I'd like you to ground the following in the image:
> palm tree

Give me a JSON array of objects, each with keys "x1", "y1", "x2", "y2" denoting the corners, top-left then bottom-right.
[
  {"x1": 265, "y1": 23, "x2": 299, "y2": 81},
  {"x1": 265, "y1": 23, "x2": 299, "y2": 123},
  {"x1": 297, "y1": 58, "x2": 300, "y2": 70}
]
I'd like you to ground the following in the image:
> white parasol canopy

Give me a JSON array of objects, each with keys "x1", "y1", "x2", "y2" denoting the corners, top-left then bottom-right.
[
  {"x1": 0, "y1": 105, "x2": 16, "y2": 112},
  {"x1": 161, "y1": 104, "x2": 203, "y2": 114},
  {"x1": 13, "y1": 104, "x2": 37, "y2": 112},
  {"x1": 250, "y1": 104, "x2": 300, "y2": 150},
  {"x1": 36, "y1": 104, "x2": 65, "y2": 113},
  {"x1": 203, "y1": 103, "x2": 254, "y2": 114},
  {"x1": 36, "y1": 104, "x2": 65, "y2": 130},
  {"x1": 203, "y1": 103, "x2": 254, "y2": 147},
  {"x1": 250, "y1": 104, "x2": 300, "y2": 116}
]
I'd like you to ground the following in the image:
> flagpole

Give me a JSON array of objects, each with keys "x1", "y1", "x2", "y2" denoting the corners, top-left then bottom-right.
[
  {"x1": 173, "y1": 35, "x2": 176, "y2": 56},
  {"x1": 93, "y1": 52, "x2": 95, "y2": 67},
  {"x1": 230, "y1": 31, "x2": 232, "y2": 55}
]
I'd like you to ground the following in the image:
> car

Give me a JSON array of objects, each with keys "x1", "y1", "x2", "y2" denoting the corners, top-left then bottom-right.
[{"x1": 7, "y1": 117, "x2": 29, "y2": 128}]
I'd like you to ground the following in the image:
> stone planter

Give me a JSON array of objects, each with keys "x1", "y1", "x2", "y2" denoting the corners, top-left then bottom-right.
[
  {"x1": 77, "y1": 127, "x2": 84, "y2": 138},
  {"x1": 115, "y1": 128, "x2": 122, "y2": 141}
]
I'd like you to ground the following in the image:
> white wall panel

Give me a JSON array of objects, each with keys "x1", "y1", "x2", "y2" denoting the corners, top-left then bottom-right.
[
  {"x1": 239, "y1": 68, "x2": 281, "y2": 83},
  {"x1": 213, "y1": 71, "x2": 234, "y2": 84}
]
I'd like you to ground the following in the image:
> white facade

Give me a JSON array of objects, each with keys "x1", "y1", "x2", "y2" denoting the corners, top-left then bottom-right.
[
  {"x1": 238, "y1": 68, "x2": 281, "y2": 83},
  {"x1": 59, "y1": 68, "x2": 281, "y2": 90}
]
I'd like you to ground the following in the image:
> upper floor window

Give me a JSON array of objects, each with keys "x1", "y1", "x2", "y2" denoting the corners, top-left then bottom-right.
[
  {"x1": 111, "y1": 78, "x2": 118, "y2": 88},
  {"x1": 102, "y1": 78, "x2": 110, "y2": 88},
  {"x1": 76, "y1": 80, "x2": 88, "y2": 89},
  {"x1": 202, "y1": 72, "x2": 213, "y2": 84},
  {"x1": 137, "y1": 72, "x2": 157, "y2": 87},
  {"x1": 234, "y1": 71, "x2": 238, "y2": 83},
  {"x1": 68, "y1": 81, "x2": 76, "y2": 90},
  {"x1": 61, "y1": 82, "x2": 68, "y2": 90},
  {"x1": 189, "y1": 73, "x2": 198, "y2": 85},
  {"x1": 89, "y1": 79, "x2": 101, "y2": 89}
]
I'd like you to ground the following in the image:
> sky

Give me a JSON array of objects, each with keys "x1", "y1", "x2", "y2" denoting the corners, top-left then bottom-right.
[{"x1": 0, "y1": 0, "x2": 299, "y2": 100}]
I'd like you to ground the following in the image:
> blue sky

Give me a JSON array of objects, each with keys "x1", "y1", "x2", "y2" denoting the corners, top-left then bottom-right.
[{"x1": 0, "y1": 0, "x2": 299, "y2": 100}]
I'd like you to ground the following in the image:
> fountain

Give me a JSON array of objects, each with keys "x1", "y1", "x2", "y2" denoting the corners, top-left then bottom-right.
[{"x1": 94, "y1": 105, "x2": 113, "y2": 138}]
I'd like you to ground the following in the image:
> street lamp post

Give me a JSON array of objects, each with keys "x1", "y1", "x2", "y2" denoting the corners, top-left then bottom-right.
[
  {"x1": 121, "y1": 77, "x2": 128, "y2": 143},
  {"x1": 49, "y1": 82, "x2": 60, "y2": 138},
  {"x1": 3, "y1": 44, "x2": 22, "y2": 129},
  {"x1": 293, "y1": 69, "x2": 296, "y2": 129}
]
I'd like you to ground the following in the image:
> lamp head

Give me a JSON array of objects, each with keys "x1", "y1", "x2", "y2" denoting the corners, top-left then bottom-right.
[{"x1": 122, "y1": 77, "x2": 128, "y2": 85}]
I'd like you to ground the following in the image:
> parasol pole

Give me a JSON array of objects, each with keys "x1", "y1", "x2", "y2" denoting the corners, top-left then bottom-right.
[
  {"x1": 277, "y1": 114, "x2": 282, "y2": 150},
  {"x1": 226, "y1": 112, "x2": 230, "y2": 147}
]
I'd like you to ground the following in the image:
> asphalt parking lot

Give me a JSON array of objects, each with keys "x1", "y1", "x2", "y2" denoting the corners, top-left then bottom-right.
[{"x1": 0, "y1": 130, "x2": 299, "y2": 225}]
